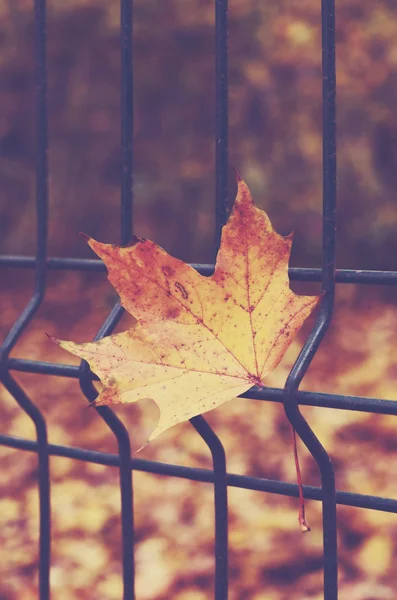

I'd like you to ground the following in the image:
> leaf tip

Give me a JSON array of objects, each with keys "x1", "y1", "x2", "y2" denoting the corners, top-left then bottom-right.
[
  {"x1": 234, "y1": 172, "x2": 253, "y2": 207},
  {"x1": 134, "y1": 440, "x2": 149, "y2": 454},
  {"x1": 233, "y1": 167, "x2": 243, "y2": 183},
  {"x1": 45, "y1": 332, "x2": 60, "y2": 344},
  {"x1": 78, "y1": 231, "x2": 91, "y2": 243},
  {"x1": 83, "y1": 399, "x2": 97, "y2": 409}
]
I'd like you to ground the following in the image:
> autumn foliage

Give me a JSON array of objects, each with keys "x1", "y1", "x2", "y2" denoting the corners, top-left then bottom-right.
[{"x1": 1, "y1": 1, "x2": 397, "y2": 599}]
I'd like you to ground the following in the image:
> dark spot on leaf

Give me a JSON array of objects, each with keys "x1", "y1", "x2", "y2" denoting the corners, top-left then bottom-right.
[
  {"x1": 166, "y1": 307, "x2": 181, "y2": 319},
  {"x1": 174, "y1": 281, "x2": 188, "y2": 299},
  {"x1": 162, "y1": 265, "x2": 175, "y2": 277}
]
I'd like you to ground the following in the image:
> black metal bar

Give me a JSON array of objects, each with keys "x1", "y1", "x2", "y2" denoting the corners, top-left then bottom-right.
[
  {"x1": 68, "y1": 3, "x2": 136, "y2": 596},
  {"x1": 119, "y1": 1, "x2": 135, "y2": 592},
  {"x1": 242, "y1": 386, "x2": 397, "y2": 414},
  {"x1": 78, "y1": 303, "x2": 135, "y2": 600},
  {"x1": 0, "y1": 0, "x2": 50, "y2": 597},
  {"x1": 120, "y1": 0, "x2": 133, "y2": 244},
  {"x1": 2, "y1": 434, "x2": 397, "y2": 515},
  {"x1": 0, "y1": 11, "x2": 48, "y2": 356},
  {"x1": 191, "y1": 416, "x2": 228, "y2": 599},
  {"x1": 0, "y1": 375, "x2": 50, "y2": 599},
  {"x1": 282, "y1": 0, "x2": 338, "y2": 598},
  {"x1": 215, "y1": 0, "x2": 229, "y2": 251},
  {"x1": 2, "y1": 255, "x2": 397, "y2": 285},
  {"x1": 185, "y1": 3, "x2": 232, "y2": 597},
  {"x1": 7, "y1": 357, "x2": 397, "y2": 414},
  {"x1": 319, "y1": 2, "x2": 338, "y2": 595}
]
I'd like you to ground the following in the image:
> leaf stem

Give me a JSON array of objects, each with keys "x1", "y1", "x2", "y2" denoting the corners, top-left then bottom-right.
[{"x1": 291, "y1": 425, "x2": 310, "y2": 533}]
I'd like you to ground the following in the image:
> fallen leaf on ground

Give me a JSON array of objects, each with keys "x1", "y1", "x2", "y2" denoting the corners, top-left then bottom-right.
[{"x1": 54, "y1": 175, "x2": 320, "y2": 445}]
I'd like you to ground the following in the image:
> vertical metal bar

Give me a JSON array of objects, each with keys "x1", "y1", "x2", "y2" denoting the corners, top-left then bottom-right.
[
  {"x1": 78, "y1": 2, "x2": 135, "y2": 595},
  {"x1": 34, "y1": 3, "x2": 51, "y2": 594},
  {"x1": 191, "y1": 416, "x2": 228, "y2": 600},
  {"x1": 120, "y1": 0, "x2": 133, "y2": 244},
  {"x1": 35, "y1": 0, "x2": 48, "y2": 276},
  {"x1": 0, "y1": 378, "x2": 50, "y2": 600},
  {"x1": 321, "y1": 0, "x2": 337, "y2": 296},
  {"x1": 283, "y1": 0, "x2": 337, "y2": 598},
  {"x1": 79, "y1": 304, "x2": 135, "y2": 600},
  {"x1": 215, "y1": 0, "x2": 229, "y2": 251},
  {"x1": 0, "y1": 0, "x2": 50, "y2": 597},
  {"x1": 320, "y1": 0, "x2": 337, "y2": 595},
  {"x1": 210, "y1": 1, "x2": 230, "y2": 597},
  {"x1": 119, "y1": 1, "x2": 135, "y2": 595}
]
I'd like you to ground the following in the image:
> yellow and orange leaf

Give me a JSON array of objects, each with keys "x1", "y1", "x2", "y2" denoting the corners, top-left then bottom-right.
[{"x1": 55, "y1": 176, "x2": 320, "y2": 445}]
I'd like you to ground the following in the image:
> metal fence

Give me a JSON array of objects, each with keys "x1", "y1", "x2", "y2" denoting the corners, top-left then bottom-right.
[{"x1": 1, "y1": 1, "x2": 397, "y2": 599}]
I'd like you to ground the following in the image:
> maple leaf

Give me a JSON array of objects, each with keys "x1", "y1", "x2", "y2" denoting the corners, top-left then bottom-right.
[{"x1": 55, "y1": 176, "x2": 320, "y2": 445}]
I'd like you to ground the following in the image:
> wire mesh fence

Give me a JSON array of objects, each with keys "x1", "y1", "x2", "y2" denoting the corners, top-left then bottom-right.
[{"x1": 1, "y1": 1, "x2": 397, "y2": 599}]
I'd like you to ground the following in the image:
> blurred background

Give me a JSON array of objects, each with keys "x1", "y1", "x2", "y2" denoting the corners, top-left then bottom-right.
[{"x1": 1, "y1": 0, "x2": 397, "y2": 598}]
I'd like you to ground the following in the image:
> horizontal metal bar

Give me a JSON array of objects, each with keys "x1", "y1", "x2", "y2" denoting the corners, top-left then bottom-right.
[
  {"x1": 0, "y1": 256, "x2": 106, "y2": 271},
  {"x1": 0, "y1": 434, "x2": 396, "y2": 513},
  {"x1": 1, "y1": 255, "x2": 397, "y2": 284},
  {"x1": 6, "y1": 357, "x2": 397, "y2": 415},
  {"x1": 8, "y1": 358, "x2": 84, "y2": 378},
  {"x1": 242, "y1": 386, "x2": 397, "y2": 415}
]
